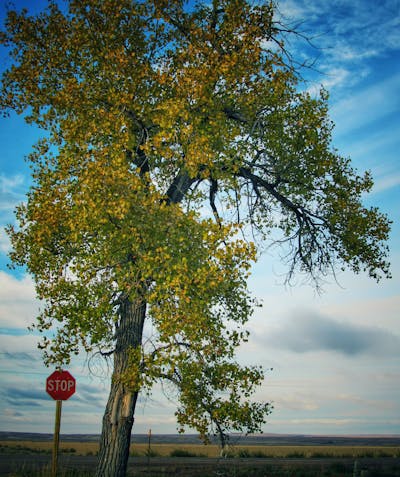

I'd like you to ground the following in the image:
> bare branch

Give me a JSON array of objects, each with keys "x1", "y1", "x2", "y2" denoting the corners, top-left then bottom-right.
[{"x1": 209, "y1": 177, "x2": 221, "y2": 225}]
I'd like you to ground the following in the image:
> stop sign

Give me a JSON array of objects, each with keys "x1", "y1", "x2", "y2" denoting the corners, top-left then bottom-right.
[{"x1": 46, "y1": 370, "x2": 76, "y2": 401}]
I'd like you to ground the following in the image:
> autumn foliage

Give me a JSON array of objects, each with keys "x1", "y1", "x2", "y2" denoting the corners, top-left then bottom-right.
[{"x1": 1, "y1": 1, "x2": 391, "y2": 476}]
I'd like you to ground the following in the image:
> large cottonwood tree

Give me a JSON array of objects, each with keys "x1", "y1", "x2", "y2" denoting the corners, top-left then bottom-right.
[{"x1": 1, "y1": 1, "x2": 391, "y2": 476}]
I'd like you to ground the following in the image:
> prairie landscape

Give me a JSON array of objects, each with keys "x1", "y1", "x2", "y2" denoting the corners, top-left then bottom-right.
[
  {"x1": 1, "y1": 433, "x2": 399, "y2": 476},
  {"x1": 1, "y1": 439, "x2": 400, "y2": 458}
]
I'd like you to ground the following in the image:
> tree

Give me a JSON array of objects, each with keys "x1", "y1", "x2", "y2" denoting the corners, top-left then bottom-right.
[
  {"x1": 1, "y1": 1, "x2": 391, "y2": 476},
  {"x1": 171, "y1": 353, "x2": 272, "y2": 456}
]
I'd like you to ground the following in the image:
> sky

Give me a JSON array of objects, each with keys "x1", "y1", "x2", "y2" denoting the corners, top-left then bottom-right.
[{"x1": 0, "y1": 0, "x2": 399, "y2": 437}]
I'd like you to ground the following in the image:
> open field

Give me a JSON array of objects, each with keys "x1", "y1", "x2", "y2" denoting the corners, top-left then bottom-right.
[
  {"x1": 1, "y1": 440, "x2": 400, "y2": 459},
  {"x1": 1, "y1": 434, "x2": 399, "y2": 476}
]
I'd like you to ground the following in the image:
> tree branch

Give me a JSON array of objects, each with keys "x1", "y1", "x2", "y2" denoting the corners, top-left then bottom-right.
[
  {"x1": 209, "y1": 177, "x2": 221, "y2": 225},
  {"x1": 238, "y1": 166, "x2": 302, "y2": 219},
  {"x1": 165, "y1": 169, "x2": 198, "y2": 204}
]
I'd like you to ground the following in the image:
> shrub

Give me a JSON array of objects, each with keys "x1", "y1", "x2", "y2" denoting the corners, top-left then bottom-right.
[
  {"x1": 237, "y1": 449, "x2": 251, "y2": 458},
  {"x1": 252, "y1": 450, "x2": 268, "y2": 458},
  {"x1": 310, "y1": 451, "x2": 330, "y2": 458},
  {"x1": 170, "y1": 449, "x2": 199, "y2": 457},
  {"x1": 144, "y1": 449, "x2": 159, "y2": 457},
  {"x1": 286, "y1": 451, "x2": 306, "y2": 458},
  {"x1": 61, "y1": 447, "x2": 77, "y2": 454},
  {"x1": 237, "y1": 449, "x2": 268, "y2": 458}
]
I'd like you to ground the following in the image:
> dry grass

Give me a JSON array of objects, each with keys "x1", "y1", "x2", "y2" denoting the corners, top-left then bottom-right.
[
  {"x1": 1, "y1": 440, "x2": 399, "y2": 459},
  {"x1": 0, "y1": 440, "x2": 98, "y2": 455}
]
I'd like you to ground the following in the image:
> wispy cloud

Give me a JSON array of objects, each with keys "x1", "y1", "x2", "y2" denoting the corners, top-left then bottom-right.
[
  {"x1": 306, "y1": 67, "x2": 355, "y2": 96},
  {"x1": 2, "y1": 408, "x2": 27, "y2": 421},
  {"x1": 74, "y1": 383, "x2": 108, "y2": 407},
  {"x1": 372, "y1": 171, "x2": 400, "y2": 194},
  {"x1": 278, "y1": 0, "x2": 400, "y2": 91},
  {"x1": 0, "y1": 173, "x2": 25, "y2": 211},
  {"x1": 0, "y1": 385, "x2": 48, "y2": 407},
  {"x1": 283, "y1": 417, "x2": 364, "y2": 427},
  {"x1": 275, "y1": 394, "x2": 320, "y2": 412},
  {"x1": 279, "y1": 0, "x2": 400, "y2": 56},
  {"x1": 330, "y1": 72, "x2": 400, "y2": 137},
  {"x1": 0, "y1": 173, "x2": 27, "y2": 256}
]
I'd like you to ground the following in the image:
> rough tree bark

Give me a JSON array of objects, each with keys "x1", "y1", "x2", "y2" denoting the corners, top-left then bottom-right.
[{"x1": 95, "y1": 298, "x2": 146, "y2": 477}]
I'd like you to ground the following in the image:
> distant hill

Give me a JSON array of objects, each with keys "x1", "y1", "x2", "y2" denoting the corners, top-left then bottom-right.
[{"x1": 1, "y1": 431, "x2": 399, "y2": 447}]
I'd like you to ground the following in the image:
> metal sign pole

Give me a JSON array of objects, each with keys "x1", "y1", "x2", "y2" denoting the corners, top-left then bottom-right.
[{"x1": 52, "y1": 400, "x2": 62, "y2": 477}]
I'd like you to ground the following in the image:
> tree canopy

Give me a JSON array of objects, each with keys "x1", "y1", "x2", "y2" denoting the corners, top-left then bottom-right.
[{"x1": 1, "y1": 0, "x2": 391, "y2": 475}]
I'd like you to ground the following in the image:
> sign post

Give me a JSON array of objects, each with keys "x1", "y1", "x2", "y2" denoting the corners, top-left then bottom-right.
[
  {"x1": 52, "y1": 400, "x2": 62, "y2": 477},
  {"x1": 46, "y1": 370, "x2": 76, "y2": 477}
]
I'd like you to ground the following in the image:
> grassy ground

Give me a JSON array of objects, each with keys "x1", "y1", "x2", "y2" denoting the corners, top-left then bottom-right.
[
  {"x1": 1, "y1": 440, "x2": 399, "y2": 458},
  {"x1": 5, "y1": 460, "x2": 400, "y2": 477},
  {"x1": 2, "y1": 441, "x2": 400, "y2": 477}
]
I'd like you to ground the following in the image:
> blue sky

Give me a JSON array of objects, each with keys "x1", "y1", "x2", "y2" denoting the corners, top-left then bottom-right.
[{"x1": 0, "y1": 0, "x2": 399, "y2": 436}]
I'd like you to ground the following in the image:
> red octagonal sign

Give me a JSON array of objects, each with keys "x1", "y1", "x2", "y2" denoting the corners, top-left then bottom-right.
[{"x1": 46, "y1": 370, "x2": 76, "y2": 401}]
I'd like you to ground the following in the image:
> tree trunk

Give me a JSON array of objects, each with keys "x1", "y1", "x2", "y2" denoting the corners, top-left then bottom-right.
[
  {"x1": 95, "y1": 298, "x2": 146, "y2": 477},
  {"x1": 216, "y1": 424, "x2": 229, "y2": 458}
]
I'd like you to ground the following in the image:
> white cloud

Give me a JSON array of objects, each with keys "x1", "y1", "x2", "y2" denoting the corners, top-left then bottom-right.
[
  {"x1": 0, "y1": 228, "x2": 11, "y2": 253},
  {"x1": 0, "y1": 335, "x2": 40, "y2": 358},
  {"x1": 273, "y1": 394, "x2": 319, "y2": 412},
  {"x1": 0, "y1": 271, "x2": 35, "y2": 301},
  {"x1": 334, "y1": 45, "x2": 379, "y2": 62},
  {"x1": 284, "y1": 418, "x2": 363, "y2": 427},
  {"x1": 0, "y1": 271, "x2": 38, "y2": 329},
  {"x1": 0, "y1": 174, "x2": 25, "y2": 192},
  {"x1": 335, "y1": 393, "x2": 397, "y2": 411},
  {"x1": 319, "y1": 67, "x2": 350, "y2": 90},
  {"x1": 323, "y1": 294, "x2": 400, "y2": 330},
  {"x1": 306, "y1": 67, "x2": 352, "y2": 96}
]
